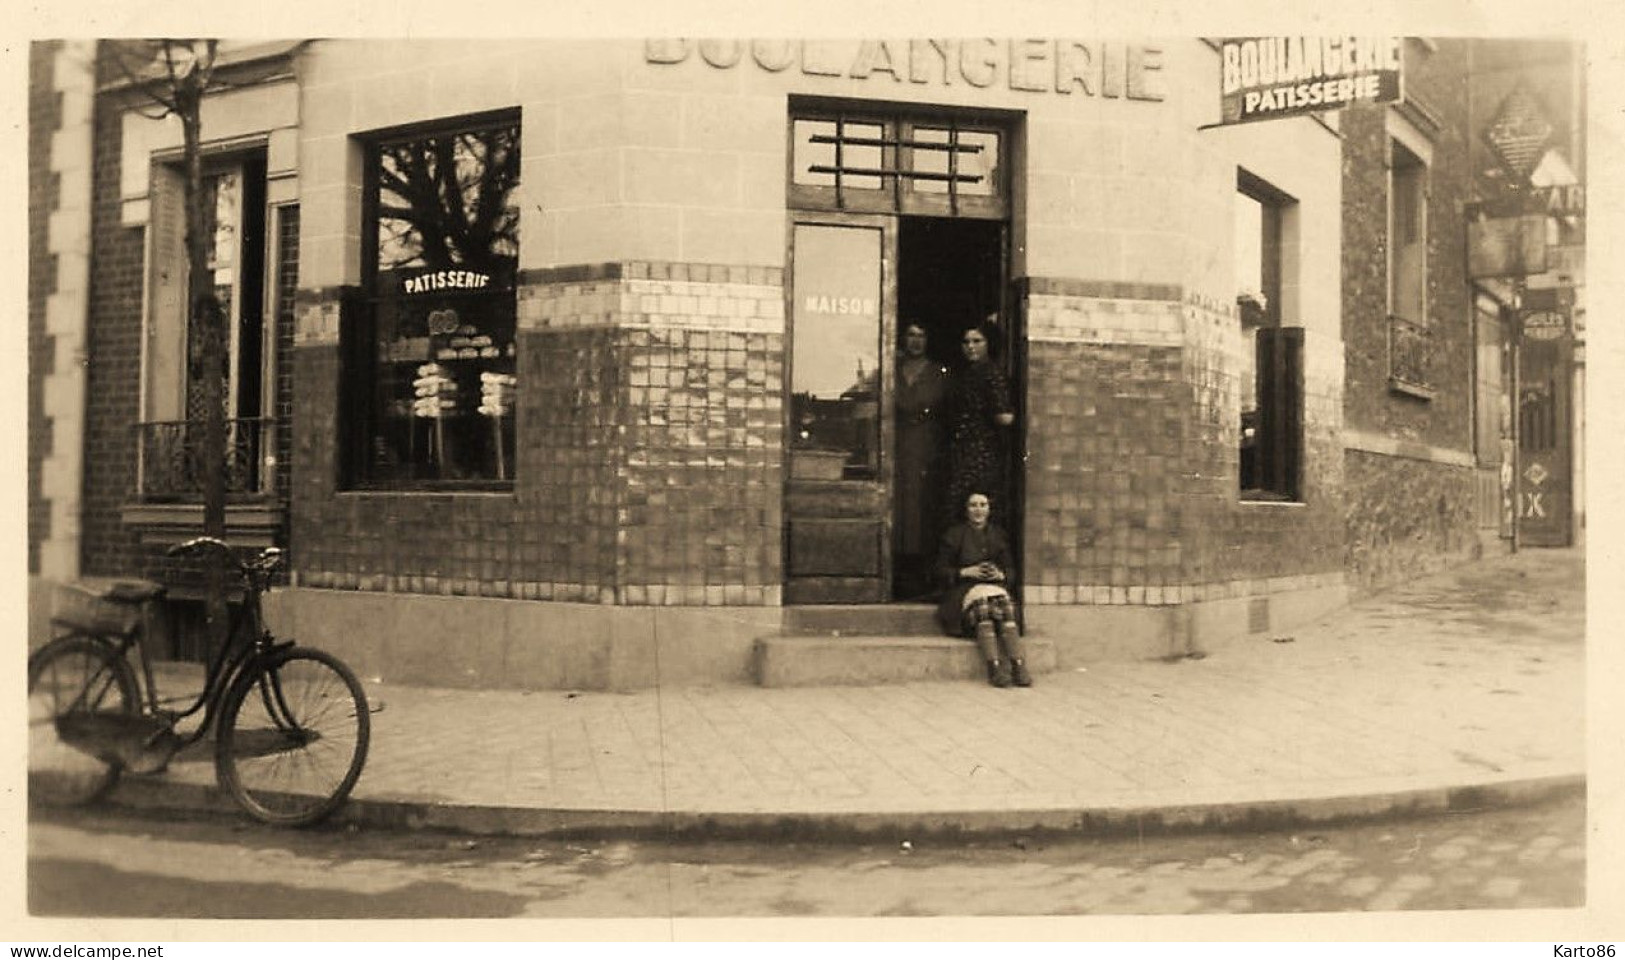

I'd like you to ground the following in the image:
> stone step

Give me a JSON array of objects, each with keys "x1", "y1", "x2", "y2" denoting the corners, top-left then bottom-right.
[
  {"x1": 754, "y1": 634, "x2": 1059, "y2": 688},
  {"x1": 781, "y1": 603, "x2": 944, "y2": 637}
]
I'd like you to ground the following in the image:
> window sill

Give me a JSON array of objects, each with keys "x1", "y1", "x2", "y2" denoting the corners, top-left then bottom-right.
[
  {"x1": 1238, "y1": 493, "x2": 1305, "y2": 506},
  {"x1": 120, "y1": 502, "x2": 282, "y2": 548},
  {"x1": 1387, "y1": 377, "x2": 1437, "y2": 401},
  {"x1": 337, "y1": 487, "x2": 516, "y2": 498}
]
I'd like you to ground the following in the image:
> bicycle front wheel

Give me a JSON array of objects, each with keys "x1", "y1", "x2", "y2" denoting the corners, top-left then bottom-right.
[
  {"x1": 215, "y1": 647, "x2": 370, "y2": 827},
  {"x1": 28, "y1": 635, "x2": 138, "y2": 807}
]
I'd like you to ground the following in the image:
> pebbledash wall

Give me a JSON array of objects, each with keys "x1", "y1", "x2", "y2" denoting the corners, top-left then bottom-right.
[
  {"x1": 82, "y1": 39, "x2": 1357, "y2": 689},
  {"x1": 1339, "y1": 41, "x2": 1483, "y2": 592}
]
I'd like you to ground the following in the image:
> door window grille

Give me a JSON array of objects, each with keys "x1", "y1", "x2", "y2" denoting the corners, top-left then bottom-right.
[{"x1": 789, "y1": 104, "x2": 1007, "y2": 219}]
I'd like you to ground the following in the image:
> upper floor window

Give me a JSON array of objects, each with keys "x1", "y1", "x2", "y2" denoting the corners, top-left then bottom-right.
[
  {"x1": 348, "y1": 111, "x2": 521, "y2": 489},
  {"x1": 138, "y1": 152, "x2": 277, "y2": 502},
  {"x1": 1388, "y1": 138, "x2": 1428, "y2": 324}
]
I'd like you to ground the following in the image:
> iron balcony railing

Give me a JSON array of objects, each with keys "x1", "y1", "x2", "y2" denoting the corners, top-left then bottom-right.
[
  {"x1": 135, "y1": 417, "x2": 276, "y2": 501},
  {"x1": 1387, "y1": 313, "x2": 1435, "y2": 394}
]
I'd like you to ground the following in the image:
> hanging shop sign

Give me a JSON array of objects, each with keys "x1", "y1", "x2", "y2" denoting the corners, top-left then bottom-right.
[
  {"x1": 1466, "y1": 214, "x2": 1548, "y2": 279},
  {"x1": 1533, "y1": 184, "x2": 1585, "y2": 216},
  {"x1": 1519, "y1": 307, "x2": 1570, "y2": 341},
  {"x1": 647, "y1": 39, "x2": 1166, "y2": 101},
  {"x1": 1467, "y1": 184, "x2": 1585, "y2": 219},
  {"x1": 1218, "y1": 37, "x2": 1402, "y2": 125}
]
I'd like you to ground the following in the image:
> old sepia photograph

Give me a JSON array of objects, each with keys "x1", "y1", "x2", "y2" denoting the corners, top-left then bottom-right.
[{"x1": 15, "y1": 16, "x2": 1614, "y2": 943}]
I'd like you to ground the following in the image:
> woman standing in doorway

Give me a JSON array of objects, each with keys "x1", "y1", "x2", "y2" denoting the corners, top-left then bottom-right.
[
  {"x1": 895, "y1": 322, "x2": 951, "y2": 599},
  {"x1": 945, "y1": 319, "x2": 1015, "y2": 529}
]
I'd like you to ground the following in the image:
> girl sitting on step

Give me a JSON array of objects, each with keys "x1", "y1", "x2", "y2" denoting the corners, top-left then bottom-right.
[{"x1": 935, "y1": 491, "x2": 1031, "y2": 688}]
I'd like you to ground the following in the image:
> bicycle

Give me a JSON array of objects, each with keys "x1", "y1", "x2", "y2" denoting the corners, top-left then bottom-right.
[{"x1": 27, "y1": 536, "x2": 371, "y2": 827}]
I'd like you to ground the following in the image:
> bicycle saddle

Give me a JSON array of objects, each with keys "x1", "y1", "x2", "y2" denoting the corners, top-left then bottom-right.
[{"x1": 100, "y1": 580, "x2": 168, "y2": 604}]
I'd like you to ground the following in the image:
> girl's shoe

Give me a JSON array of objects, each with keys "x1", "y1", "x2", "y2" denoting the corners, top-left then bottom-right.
[{"x1": 1010, "y1": 658, "x2": 1033, "y2": 687}]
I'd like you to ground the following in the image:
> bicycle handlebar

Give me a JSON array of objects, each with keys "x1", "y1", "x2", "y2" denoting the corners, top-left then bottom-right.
[
  {"x1": 165, "y1": 537, "x2": 285, "y2": 577},
  {"x1": 166, "y1": 536, "x2": 231, "y2": 559}
]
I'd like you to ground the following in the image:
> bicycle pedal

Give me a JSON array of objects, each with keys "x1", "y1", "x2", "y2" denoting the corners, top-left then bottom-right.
[
  {"x1": 57, "y1": 714, "x2": 182, "y2": 774},
  {"x1": 125, "y1": 729, "x2": 183, "y2": 776}
]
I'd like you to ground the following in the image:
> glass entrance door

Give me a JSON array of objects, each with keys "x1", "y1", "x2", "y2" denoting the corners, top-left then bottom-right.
[{"x1": 784, "y1": 216, "x2": 895, "y2": 604}]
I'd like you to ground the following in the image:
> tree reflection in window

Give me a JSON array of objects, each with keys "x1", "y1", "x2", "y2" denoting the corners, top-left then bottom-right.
[
  {"x1": 357, "y1": 115, "x2": 522, "y2": 488},
  {"x1": 375, "y1": 123, "x2": 520, "y2": 278}
]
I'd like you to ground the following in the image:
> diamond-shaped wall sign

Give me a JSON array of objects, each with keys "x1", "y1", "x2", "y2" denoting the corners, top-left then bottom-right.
[
  {"x1": 1485, "y1": 84, "x2": 1555, "y2": 180},
  {"x1": 1524, "y1": 461, "x2": 1550, "y2": 487}
]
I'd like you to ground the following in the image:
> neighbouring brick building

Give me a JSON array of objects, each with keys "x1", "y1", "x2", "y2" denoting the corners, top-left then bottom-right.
[
  {"x1": 27, "y1": 38, "x2": 1580, "y2": 690},
  {"x1": 1338, "y1": 40, "x2": 1486, "y2": 590},
  {"x1": 1338, "y1": 38, "x2": 1584, "y2": 589}
]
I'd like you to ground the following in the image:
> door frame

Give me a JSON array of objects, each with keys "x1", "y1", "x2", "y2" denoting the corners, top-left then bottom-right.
[
  {"x1": 782, "y1": 211, "x2": 898, "y2": 603},
  {"x1": 781, "y1": 98, "x2": 1021, "y2": 605}
]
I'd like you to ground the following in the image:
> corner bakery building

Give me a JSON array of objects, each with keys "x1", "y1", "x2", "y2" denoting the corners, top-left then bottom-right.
[{"x1": 108, "y1": 38, "x2": 1360, "y2": 689}]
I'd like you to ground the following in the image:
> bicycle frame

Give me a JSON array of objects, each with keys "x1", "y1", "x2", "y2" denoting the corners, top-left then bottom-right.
[
  {"x1": 158, "y1": 564, "x2": 292, "y2": 749},
  {"x1": 50, "y1": 559, "x2": 291, "y2": 752}
]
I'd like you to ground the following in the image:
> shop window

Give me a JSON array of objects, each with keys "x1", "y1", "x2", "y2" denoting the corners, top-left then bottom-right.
[
  {"x1": 138, "y1": 152, "x2": 273, "y2": 501},
  {"x1": 789, "y1": 102, "x2": 1007, "y2": 219},
  {"x1": 348, "y1": 111, "x2": 521, "y2": 489},
  {"x1": 1235, "y1": 170, "x2": 1303, "y2": 502}
]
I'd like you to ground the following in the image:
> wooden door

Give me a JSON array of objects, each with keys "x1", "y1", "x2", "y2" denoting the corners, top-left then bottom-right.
[
  {"x1": 784, "y1": 215, "x2": 896, "y2": 603},
  {"x1": 1516, "y1": 317, "x2": 1574, "y2": 547}
]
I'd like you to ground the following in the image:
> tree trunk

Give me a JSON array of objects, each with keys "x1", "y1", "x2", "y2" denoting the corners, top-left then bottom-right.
[{"x1": 178, "y1": 77, "x2": 229, "y2": 648}]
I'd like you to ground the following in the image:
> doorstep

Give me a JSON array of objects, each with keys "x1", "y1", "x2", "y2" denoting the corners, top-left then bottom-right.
[{"x1": 754, "y1": 634, "x2": 1058, "y2": 687}]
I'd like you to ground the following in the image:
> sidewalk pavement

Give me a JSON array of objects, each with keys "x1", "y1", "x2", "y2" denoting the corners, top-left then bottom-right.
[{"x1": 114, "y1": 547, "x2": 1586, "y2": 840}]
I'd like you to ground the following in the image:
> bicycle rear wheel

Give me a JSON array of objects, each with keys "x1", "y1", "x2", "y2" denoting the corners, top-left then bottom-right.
[
  {"x1": 28, "y1": 636, "x2": 138, "y2": 807},
  {"x1": 215, "y1": 647, "x2": 370, "y2": 826}
]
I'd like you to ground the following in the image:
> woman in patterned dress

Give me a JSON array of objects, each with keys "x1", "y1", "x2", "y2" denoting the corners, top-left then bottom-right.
[{"x1": 944, "y1": 322, "x2": 1015, "y2": 530}]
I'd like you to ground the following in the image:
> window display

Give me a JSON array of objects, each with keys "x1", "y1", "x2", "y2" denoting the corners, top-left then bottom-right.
[{"x1": 355, "y1": 113, "x2": 520, "y2": 487}]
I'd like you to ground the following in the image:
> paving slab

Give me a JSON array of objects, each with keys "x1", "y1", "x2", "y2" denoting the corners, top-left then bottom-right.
[{"x1": 85, "y1": 548, "x2": 1587, "y2": 840}]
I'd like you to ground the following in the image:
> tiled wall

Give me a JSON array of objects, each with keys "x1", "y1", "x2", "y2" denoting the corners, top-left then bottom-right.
[
  {"x1": 1180, "y1": 295, "x2": 1346, "y2": 586},
  {"x1": 1024, "y1": 338, "x2": 1187, "y2": 599},
  {"x1": 618, "y1": 323, "x2": 784, "y2": 605},
  {"x1": 1022, "y1": 282, "x2": 1346, "y2": 605},
  {"x1": 291, "y1": 262, "x2": 785, "y2": 605},
  {"x1": 1023, "y1": 284, "x2": 1187, "y2": 601}
]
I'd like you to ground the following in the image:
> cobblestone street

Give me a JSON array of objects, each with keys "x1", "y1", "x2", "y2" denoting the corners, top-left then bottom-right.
[{"x1": 29, "y1": 793, "x2": 1585, "y2": 918}]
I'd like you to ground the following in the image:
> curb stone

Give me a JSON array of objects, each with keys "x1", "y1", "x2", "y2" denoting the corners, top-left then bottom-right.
[{"x1": 99, "y1": 770, "x2": 1586, "y2": 843}]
